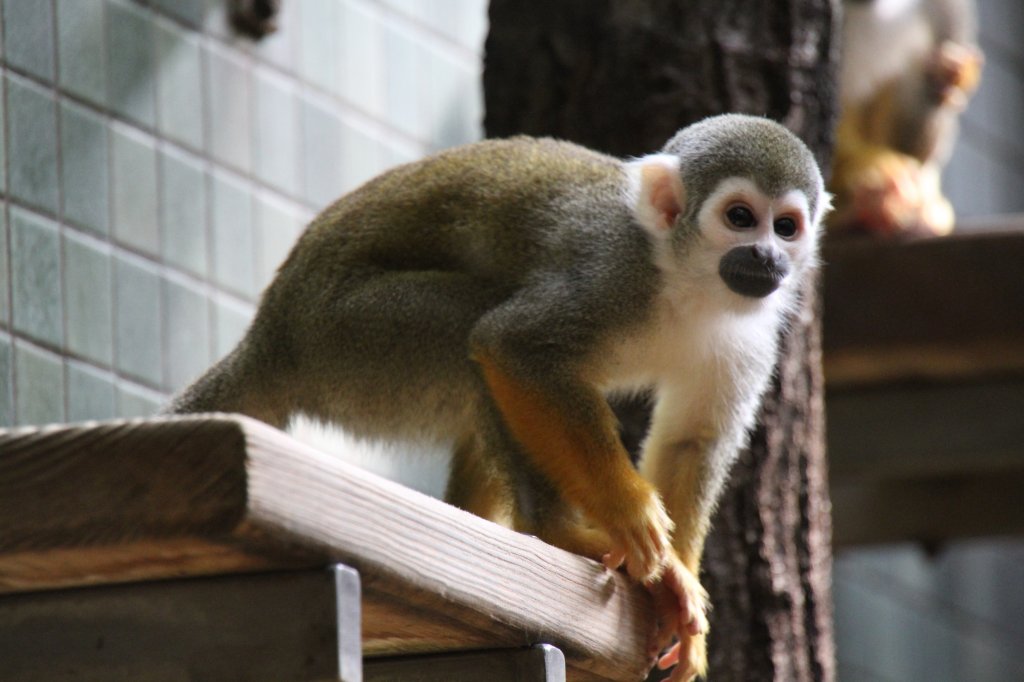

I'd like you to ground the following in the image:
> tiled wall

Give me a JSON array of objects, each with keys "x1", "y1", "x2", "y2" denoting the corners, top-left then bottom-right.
[
  {"x1": 0, "y1": 0, "x2": 486, "y2": 427},
  {"x1": 943, "y1": 2, "x2": 1024, "y2": 220}
]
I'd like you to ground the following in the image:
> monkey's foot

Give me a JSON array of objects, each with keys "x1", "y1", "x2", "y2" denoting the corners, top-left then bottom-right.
[
  {"x1": 657, "y1": 631, "x2": 708, "y2": 682},
  {"x1": 834, "y1": 152, "x2": 953, "y2": 237},
  {"x1": 646, "y1": 558, "x2": 709, "y2": 681},
  {"x1": 600, "y1": 490, "x2": 674, "y2": 583}
]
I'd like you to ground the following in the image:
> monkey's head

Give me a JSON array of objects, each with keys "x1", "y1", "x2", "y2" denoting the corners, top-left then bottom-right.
[{"x1": 629, "y1": 114, "x2": 829, "y2": 304}]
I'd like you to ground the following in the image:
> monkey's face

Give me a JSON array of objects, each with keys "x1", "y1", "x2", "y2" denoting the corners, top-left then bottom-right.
[{"x1": 697, "y1": 177, "x2": 820, "y2": 300}]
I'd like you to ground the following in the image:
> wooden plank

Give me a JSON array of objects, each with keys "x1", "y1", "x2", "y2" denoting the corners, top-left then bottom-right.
[
  {"x1": 0, "y1": 416, "x2": 654, "y2": 681},
  {"x1": 823, "y1": 225, "x2": 1024, "y2": 546},
  {"x1": 365, "y1": 644, "x2": 566, "y2": 682},
  {"x1": 0, "y1": 566, "x2": 362, "y2": 682},
  {"x1": 822, "y1": 227, "x2": 1024, "y2": 387},
  {"x1": 827, "y1": 378, "x2": 1024, "y2": 482},
  {"x1": 832, "y1": 472, "x2": 1024, "y2": 548}
]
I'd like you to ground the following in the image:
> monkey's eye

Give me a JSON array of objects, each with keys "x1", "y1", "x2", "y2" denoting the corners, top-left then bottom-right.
[
  {"x1": 774, "y1": 217, "x2": 798, "y2": 239},
  {"x1": 726, "y1": 205, "x2": 756, "y2": 228}
]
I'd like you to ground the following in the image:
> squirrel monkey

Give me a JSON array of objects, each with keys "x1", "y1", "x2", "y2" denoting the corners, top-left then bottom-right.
[
  {"x1": 166, "y1": 114, "x2": 828, "y2": 681},
  {"x1": 830, "y1": 0, "x2": 982, "y2": 236}
]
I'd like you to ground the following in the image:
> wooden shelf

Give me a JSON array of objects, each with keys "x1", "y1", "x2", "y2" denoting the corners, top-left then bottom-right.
[
  {"x1": 823, "y1": 223, "x2": 1024, "y2": 548},
  {"x1": 0, "y1": 416, "x2": 654, "y2": 681}
]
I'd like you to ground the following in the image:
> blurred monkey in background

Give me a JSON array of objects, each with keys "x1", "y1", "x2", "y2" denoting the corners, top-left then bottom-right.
[{"x1": 830, "y1": 0, "x2": 982, "y2": 236}]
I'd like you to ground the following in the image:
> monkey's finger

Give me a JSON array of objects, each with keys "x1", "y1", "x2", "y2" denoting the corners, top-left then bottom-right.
[
  {"x1": 602, "y1": 549, "x2": 626, "y2": 571},
  {"x1": 657, "y1": 642, "x2": 680, "y2": 670}
]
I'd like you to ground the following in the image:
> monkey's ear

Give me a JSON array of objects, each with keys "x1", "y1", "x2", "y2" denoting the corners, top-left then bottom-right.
[{"x1": 628, "y1": 154, "x2": 686, "y2": 235}]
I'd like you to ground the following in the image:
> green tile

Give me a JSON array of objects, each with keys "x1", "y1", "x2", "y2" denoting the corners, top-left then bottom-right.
[
  {"x1": 206, "y1": 45, "x2": 252, "y2": 173},
  {"x1": 3, "y1": 0, "x2": 55, "y2": 82},
  {"x1": 10, "y1": 207, "x2": 62, "y2": 347},
  {"x1": 254, "y1": 0, "x2": 297, "y2": 71},
  {"x1": 0, "y1": 207, "x2": 8, "y2": 325},
  {"x1": 299, "y1": 0, "x2": 338, "y2": 94},
  {"x1": 159, "y1": 147, "x2": 207, "y2": 277},
  {"x1": 116, "y1": 381, "x2": 164, "y2": 418},
  {"x1": 255, "y1": 194, "x2": 304, "y2": 290},
  {"x1": 213, "y1": 297, "x2": 252, "y2": 360},
  {"x1": 338, "y1": 0, "x2": 384, "y2": 117},
  {"x1": 107, "y1": 0, "x2": 156, "y2": 128},
  {"x1": 200, "y1": 0, "x2": 233, "y2": 39},
  {"x1": 14, "y1": 341, "x2": 65, "y2": 425},
  {"x1": 253, "y1": 69, "x2": 300, "y2": 196},
  {"x1": 164, "y1": 276, "x2": 211, "y2": 391},
  {"x1": 301, "y1": 96, "x2": 343, "y2": 207},
  {"x1": 7, "y1": 75, "x2": 59, "y2": 214},
  {"x1": 425, "y1": 46, "x2": 482, "y2": 150},
  {"x1": 63, "y1": 231, "x2": 113, "y2": 367},
  {"x1": 0, "y1": 92, "x2": 6, "y2": 192},
  {"x1": 56, "y1": 0, "x2": 107, "y2": 106},
  {"x1": 0, "y1": 333, "x2": 12, "y2": 426},
  {"x1": 211, "y1": 172, "x2": 256, "y2": 299},
  {"x1": 115, "y1": 255, "x2": 163, "y2": 386},
  {"x1": 151, "y1": 0, "x2": 204, "y2": 27},
  {"x1": 340, "y1": 120, "x2": 381, "y2": 193},
  {"x1": 382, "y1": 23, "x2": 427, "y2": 139},
  {"x1": 60, "y1": 101, "x2": 110, "y2": 235},
  {"x1": 156, "y1": 20, "x2": 203, "y2": 150},
  {"x1": 67, "y1": 361, "x2": 116, "y2": 422},
  {"x1": 111, "y1": 125, "x2": 160, "y2": 256}
]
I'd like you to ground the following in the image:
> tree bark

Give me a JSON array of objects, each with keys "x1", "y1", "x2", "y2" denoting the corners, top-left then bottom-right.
[{"x1": 483, "y1": 2, "x2": 838, "y2": 680}]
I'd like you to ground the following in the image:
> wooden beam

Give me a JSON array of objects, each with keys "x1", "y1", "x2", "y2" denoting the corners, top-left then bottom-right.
[
  {"x1": 822, "y1": 226, "x2": 1024, "y2": 387},
  {"x1": 827, "y1": 378, "x2": 1024, "y2": 482},
  {"x1": 832, "y1": 472, "x2": 1024, "y2": 548},
  {"x1": 0, "y1": 416, "x2": 654, "y2": 682},
  {"x1": 365, "y1": 644, "x2": 566, "y2": 682},
  {"x1": 0, "y1": 566, "x2": 362, "y2": 682},
  {"x1": 824, "y1": 225, "x2": 1024, "y2": 547}
]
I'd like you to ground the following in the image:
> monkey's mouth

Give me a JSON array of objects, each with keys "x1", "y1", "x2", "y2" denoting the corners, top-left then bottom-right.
[{"x1": 718, "y1": 250, "x2": 788, "y2": 299}]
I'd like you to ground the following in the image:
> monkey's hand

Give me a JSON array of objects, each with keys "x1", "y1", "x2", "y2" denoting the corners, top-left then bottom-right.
[
  {"x1": 832, "y1": 148, "x2": 953, "y2": 236},
  {"x1": 929, "y1": 40, "x2": 983, "y2": 110},
  {"x1": 646, "y1": 555, "x2": 710, "y2": 681},
  {"x1": 600, "y1": 486, "x2": 675, "y2": 583}
]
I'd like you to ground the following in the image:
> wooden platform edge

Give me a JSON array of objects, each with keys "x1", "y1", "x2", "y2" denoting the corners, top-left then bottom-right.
[{"x1": 0, "y1": 415, "x2": 654, "y2": 681}]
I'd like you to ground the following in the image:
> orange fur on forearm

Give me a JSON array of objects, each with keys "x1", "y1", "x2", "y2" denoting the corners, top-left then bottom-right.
[
  {"x1": 475, "y1": 353, "x2": 648, "y2": 523},
  {"x1": 656, "y1": 444, "x2": 712, "y2": 573}
]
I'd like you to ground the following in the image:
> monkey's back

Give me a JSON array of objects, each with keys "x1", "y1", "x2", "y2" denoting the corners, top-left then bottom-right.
[
  {"x1": 283, "y1": 137, "x2": 630, "y2": 282},
  {"x1": 245, "y1": 137, "x2": 648, "y2": 442}
]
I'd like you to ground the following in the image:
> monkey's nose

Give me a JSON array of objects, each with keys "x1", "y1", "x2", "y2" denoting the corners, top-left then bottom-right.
[{"x1": 751, "y1": 244, "x2": 772, "y2": 264}]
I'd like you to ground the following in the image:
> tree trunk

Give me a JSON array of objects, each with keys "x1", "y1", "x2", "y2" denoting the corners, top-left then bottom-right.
[{"x1": 483, "y1": 2, "x2": 838, "y2": 680}]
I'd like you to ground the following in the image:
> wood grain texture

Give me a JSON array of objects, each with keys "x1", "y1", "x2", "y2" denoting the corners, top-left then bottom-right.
[{"x1": 0, "y1": 416, "x2": 654, "y2": 681}]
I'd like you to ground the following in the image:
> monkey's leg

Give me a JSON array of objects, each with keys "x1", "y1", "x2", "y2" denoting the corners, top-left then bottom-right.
[
  {"x1": 445, "y1": 433, "x2": 513, "y2": 525},
  {"x1": 646, "y1": 448, "x2": 710, "y2": 681},
  {"x1": 470, "y1": 290, "x2": 673, "y2": 583},
  {"x1": 457, "y1": 399, "x2": 616, "y2": 560}
]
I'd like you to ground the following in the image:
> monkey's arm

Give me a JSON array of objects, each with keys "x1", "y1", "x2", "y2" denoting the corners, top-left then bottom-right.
[
  {"x1": 471, "y1": 356, "x2": 672, "y2": 582},
  {"x1": 640, "y1": 376, "x2": 771, "y2": 680},
  {"x1": 469, "y1": 281, "x2": 674, "y2": 584}
]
